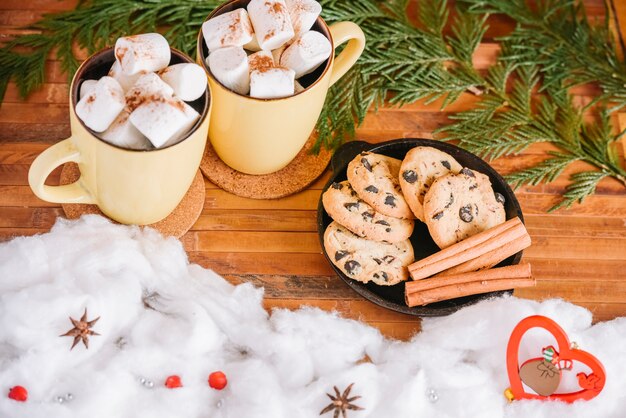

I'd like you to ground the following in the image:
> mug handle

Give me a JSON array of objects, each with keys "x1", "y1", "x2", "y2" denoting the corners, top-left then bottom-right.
[
  {"x1": 328, "y1": 22, "x2": 366, "y2": 87},
  {"x1": 28, "y1": 137, "x2": 95, "y2": 204}
]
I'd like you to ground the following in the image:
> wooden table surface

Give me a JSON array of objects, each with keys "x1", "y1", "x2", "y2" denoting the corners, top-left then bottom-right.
[{"x1": 1, "y1": 0, "x2": 625, "y2": 340}]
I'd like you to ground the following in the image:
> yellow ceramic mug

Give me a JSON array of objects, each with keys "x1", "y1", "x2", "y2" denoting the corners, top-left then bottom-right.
[
  {"x1": 28, "y1": 48, "x2": 211, "y2": 225},
  {"x1": 198, "y1": 0, "x2": 365, "y2": 175}
]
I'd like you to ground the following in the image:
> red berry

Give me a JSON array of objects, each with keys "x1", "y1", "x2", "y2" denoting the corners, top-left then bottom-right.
[
  {"x1": 208, "y1": 371, "x2": 227, "y2": 390},
  {"x1": 165, "y1": 375, "x2": 183, "y2": 389},
  {"x1": 8, "y1": 386, "x2": 28, "y2": 402}
]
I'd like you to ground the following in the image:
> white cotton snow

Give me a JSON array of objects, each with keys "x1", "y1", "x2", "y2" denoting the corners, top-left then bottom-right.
[{"x1": 0, "y1": 215, "x2": 625, "y2": 418}]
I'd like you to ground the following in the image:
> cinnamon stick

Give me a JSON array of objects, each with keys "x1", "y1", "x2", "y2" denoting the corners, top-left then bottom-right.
[
  {"x1": 405, "y1": 264, "x2": 534, "y2": 307},
  {"x1": 435, "y1": 233, "x2": 532, "y2": 277},
  {"x1": 408, "y1": 217, "x2": 527, "y2": 280}
]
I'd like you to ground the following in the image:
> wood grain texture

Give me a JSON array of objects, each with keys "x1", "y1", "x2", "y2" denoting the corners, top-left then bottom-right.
[{"x1": 0, "y1": 0, "x2": 625, "y2": 341}]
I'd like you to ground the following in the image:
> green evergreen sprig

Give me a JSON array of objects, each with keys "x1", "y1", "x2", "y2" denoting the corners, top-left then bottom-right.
[
  {"x1": 0, "y1": 0, "x2": 625, "y2": 210},
  {"x1": 0, "y1": 0, "x2": 221, "y2": 100}
]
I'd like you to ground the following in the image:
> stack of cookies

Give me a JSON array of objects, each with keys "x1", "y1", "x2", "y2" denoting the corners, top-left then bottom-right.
[{"x1": 323, "y1": 146, "x2": 507, "y2": 288}]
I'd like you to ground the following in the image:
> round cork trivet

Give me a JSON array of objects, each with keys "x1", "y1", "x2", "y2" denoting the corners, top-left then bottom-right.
[
  {"x1": 200, "y1": 135, "x2": 331, "y2": 199},
  {"x1": 59, "y1": 163, "x2": 205, "y2": 238}
]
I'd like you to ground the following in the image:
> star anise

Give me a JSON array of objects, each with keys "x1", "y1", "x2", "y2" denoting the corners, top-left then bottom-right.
[
  {"x1": 320, "y1": 383, "x2": 364, "y2": 418},
  {"x1": 60, "y1": 308, "x2": 100, "y2": 350}
]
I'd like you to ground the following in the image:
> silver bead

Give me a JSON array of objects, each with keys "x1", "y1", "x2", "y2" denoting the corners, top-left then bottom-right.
[
  {"x1": 139, "y1": 377, "x2": 147, "y2": 384},
  {"x1": 216, "y1": 400, "x2": 223, "y2": 408},
  {"x1": 56, "y1": 396, "x2": 65, "y2": 404},
  {"x1": 427, "y1": 388, "x2": 439, "y2": 403},
  {"x1": 145, "y1": 380, "x2": 154, "y2": 388},
  {"x1": 65, "y1": 393, "x2": 73, "y2": 401}
]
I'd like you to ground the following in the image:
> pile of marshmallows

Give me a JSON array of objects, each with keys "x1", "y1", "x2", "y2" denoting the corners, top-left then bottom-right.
[
  {"x1": 204, "y1": 0, "x2": 330, "y2": 99},
  {"x1": 76, "y1": 33, "x2": 207, "y2": 150}
]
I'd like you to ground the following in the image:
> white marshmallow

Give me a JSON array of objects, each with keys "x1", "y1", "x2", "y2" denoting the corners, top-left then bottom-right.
[
  {"x1": 99, "y1": 109, "x2": 152, "y2": 150},
  {"x1": 108, "y1": 60, "x2": 146, "y2": 92},
  {"x1": 79, "y1": 79, "x2": 97, "y2": 99},
  {"x1": 125, "y1": 72, "x2": 174, "y2": 111},
  {"x1": 248, "y1": 50, "x2": 275, "y2": 73},
  {"x1": 162, "y1": 101, "x2": 202, "y2": 148},
  {"x1": 286, "y1": 0, "x2": 322, "y2": 37},
  {"x1": 280, "y1": 30, "x2": 331, "y2": 78},
  {"x1": 250, "y1": 67, "x2": 295, "y2": 99},
  {"x1": 294, "y1": 80, "x2": 305, "y2": 93},
  {"x1": 129, "y1": 97, "x2": 200, "y2": 148},
  {"x1": 75, "y1": 76, "x2": 126, "y2": 132},
  {"x1": 247, "y1": 0, "x2": 295, "y2": 51},
  {"x1": 202, "y1": 9, "x2": 254, "y2": 52},
  {"x1": 114, "y1": 33, "x2": 171, "y2": 75},
  {"x1": 244, "y1": 34, "x2": 262, "y2": 52},
  {"x1": 158, "y1": 63, "x2": 207, "y2": 102},
  {"x1": 208, "y1": 46, "x2": 250, "y2": 95}
]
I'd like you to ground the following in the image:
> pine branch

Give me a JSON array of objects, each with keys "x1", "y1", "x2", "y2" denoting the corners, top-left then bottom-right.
[
  {"x1": 506, "y1": 152, "x2": 578, "y2": 189},
  {"x1": 314, "y1": 0, "x2": 485, "y2": 147},
  {"x1": 0, "y1": 0, "x2": 220, "y2": 99},
  {"x1": 550, "y1": 171, "x2": 609, "y2": 211},
  {"x1": 461, "y1": 0, "x2": 626, "y2": 110}
]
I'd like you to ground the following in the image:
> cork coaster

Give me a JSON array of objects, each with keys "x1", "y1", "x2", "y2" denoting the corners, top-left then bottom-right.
[
  {"x1": 200, "y1": 135, "x2": 332, "y2": 199},
  {"x1": 59, "y1": 163, "x2": 205, "y2": 238}
]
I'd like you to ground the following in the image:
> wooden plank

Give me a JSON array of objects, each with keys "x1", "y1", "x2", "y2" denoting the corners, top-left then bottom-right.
[
  {"x1": 0, "y1": 10, "x2": 48, "y2": 27},
  {"x1": 0, "y1": 123, "x2": 70, "y2": 143},
  {"x1": 189, "y1": 252, "x2": 335, "y2": 276},
  {"x1": 0, "y1": 207, "x2": 61, "y2": 228},
  {"x1": 524, "y1": 215, "x2": 626, "y2": 238},
  {"x1": 523, "y1": 235, "x2": 626, "y2": 260},
  {"x1": 518, "y1": 193, "x2": 626, "y2": 217},
  {"x1": 204, "y1": 189, "x2": 322, "y2": 211},
  {"x1": 0, "y1": 1, "x2": 78, "y2": 11},
  {"x1": 577, "y1": 302, "x2": 626, "y2": 323},
  {"x1": 0, "y1": 164, "x2": 61, "y2": 186},
  {"x1": 183, "y1": 231, "x2": 322, "y2": 253},
  {"x1": 193, "y1": 209, "x2": 318, "y2": 232},
  {"x1": 3, "y1": 82, "x2": 68, "y2": 104},
  {"x1": 223, "y1": 274, "x2": 354, "y2": 299},
  {"x1": 0, "y1": 143, "x2": 51, "y2": 163},
  {"x1": 0, "y1": 228, "x2": 47, "y2": 242},
  {"x1": 0, "y1": 186, "x2": 60, "y2": 207},
  {"x1": 526, "y1": 258, "x2": 626, "y2": 282},
  {"x1": 0, "y1": 103, "x2": 69, "y2": 124},
  {"x1": 517, "y1": 278, "x2": 626, "y2": 304}
]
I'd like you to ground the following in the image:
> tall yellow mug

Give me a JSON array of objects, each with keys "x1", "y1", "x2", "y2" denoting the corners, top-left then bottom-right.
[
  {"x1": 198, "y1": 0, "x2": 366, "y2": 175},
  {"x1": 28, "y1": 48, "x2": 211, "y2": 225}
]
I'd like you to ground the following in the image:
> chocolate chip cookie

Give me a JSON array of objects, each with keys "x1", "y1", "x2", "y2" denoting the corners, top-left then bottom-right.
[
  {"x1": 323, "y1": 181, "x2": 414, "y2": 242},
  {"x1": 423, "y1": 168, "x2": 506, "y2": 249},
  {"x1": 324, "y1": 221, "x2": 414, "y2": 285},
  {"x1": 399, "y1": 146, "x2": 462, "y2": 221},
  {"x1": 347, "y1": 152, "x2": 413, "y2": 219}
]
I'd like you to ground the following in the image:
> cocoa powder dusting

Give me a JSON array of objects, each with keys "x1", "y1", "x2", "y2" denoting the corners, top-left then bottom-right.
[
  {"x1": 169, "y1": 98, "x2": 186, "y2": 112},
  {"x1": 126, "y1": 91, "x2": 168, "y2": 112},
  {"x1": 264, "y1": 29, "x2": 276, "y2": 41},
  {"x1": 249, "y1": 55, "x2": 274, "y2": 73},
  {"x1": 125, "y1": 90, "x2": 144, "y2": 112},
  {"x1": 228, "y1": 15, "x2": 240, "y2": 33},
  {"x1": 271, "y1": 2, "x2": 285, "y2": 13}
]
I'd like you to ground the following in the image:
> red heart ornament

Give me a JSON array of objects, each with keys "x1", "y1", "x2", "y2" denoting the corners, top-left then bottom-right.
[{"x1": 506, "y1": 315, "x2": 605, "y2": 402}]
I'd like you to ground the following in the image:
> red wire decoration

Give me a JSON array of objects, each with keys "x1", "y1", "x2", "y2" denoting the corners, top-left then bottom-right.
[{"x1": 505, "y1": 315, "x2": 605, "y2": 402}]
